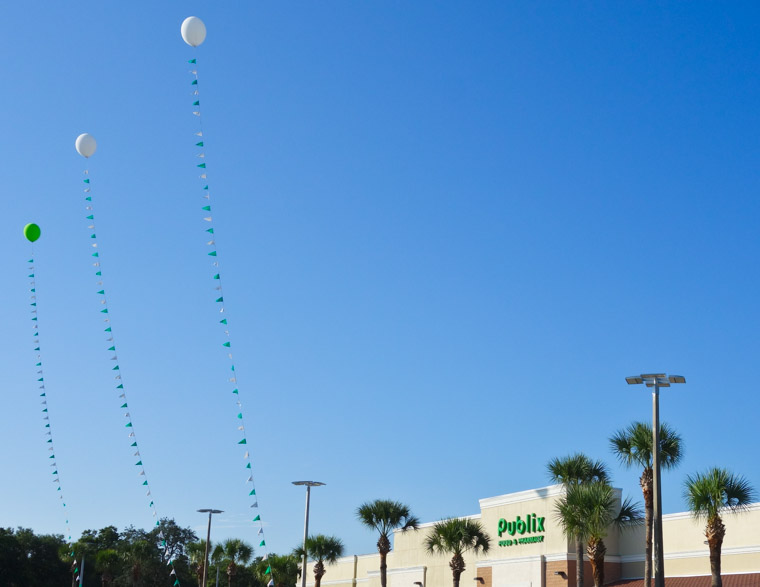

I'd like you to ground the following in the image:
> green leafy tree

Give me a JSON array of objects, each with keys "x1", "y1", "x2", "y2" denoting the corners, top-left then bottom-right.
[
  {"x1": 0, "y1": 527, "x2": 69, "y2": 586},
  {"x1": 222, "y1": 538, "x2": 254, "y2": 586},
  {"x1": 547, "y1": 453, "x2": 609, "y2": 587},
  {"x1": 256, "y1": 553, "x2": 300, "y2": 587},
  {"x1": 356, "y1": 500, "x2": 419, "y2": 587},
  {"x1": 610, "y1": 421, "x2": 683, "y2": 587},
  {"x1": 555, "y1": 482, "x2": 642, "y2": 587},
  {"x1": 684, "y1": 468, "x2": 756, "y2": 587},
  {"x1": 424, "y1": 518, "x2": 491, "y2": 587},
  {"x1": 294, "y1": 535, "x2": 344, "y2": 587}
]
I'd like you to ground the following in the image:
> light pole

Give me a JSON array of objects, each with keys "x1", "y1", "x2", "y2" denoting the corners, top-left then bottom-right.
[
  {"x1": 197, "y1": 508, "x2": 224, "y2": 587},
  {"x1": 292, "y1": 481, "x2": 325, "y2": 587},
  {"x1": 625, "y1": 373, "x2": 685, "y2": 587}
]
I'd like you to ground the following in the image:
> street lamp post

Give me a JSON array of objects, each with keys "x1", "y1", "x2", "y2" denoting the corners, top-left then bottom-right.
[
  {"x1": 625, "y1": 373, "x2": 685, "y2": 587},
  {"x1": 292, "y1": 481, "x2": 325, "y2": 587},
  {"x1": 197, "y1": 508, "x2": 224, "y2": 587}
]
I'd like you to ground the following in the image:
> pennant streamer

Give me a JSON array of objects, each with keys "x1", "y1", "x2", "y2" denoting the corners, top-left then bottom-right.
[
  {"x1": 25, "y1": 230, "x2": 75, "y2": 558},
  {"x1": 76, "y1": 144, "x2": 181, "y2": 585},
  {"x1": 183, "y1": 18, "x2": 273, "y2": 574}
]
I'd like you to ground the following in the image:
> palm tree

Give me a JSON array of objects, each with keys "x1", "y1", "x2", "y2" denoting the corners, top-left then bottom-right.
[
  {"x1": 610, "y1": 421, "x2": 683, "y2": 587},
  {"x1": 95, "y1": 549, "x2": 121, "y2": 586},
  {"x1": 547, "y1": 453, "x2": 610, "y2": 587},
  {"x1": 555, "y1": 482, "x2": 642, "y2": 587},
  {"x1": 684, "y1": 468, "x2": 756, "y2": 587},
  {"x1": 356, "y1": 499, "x2": 419, "y2": 587},
  {"x1": 294, "y1": 535, "x2": 345, "y2": 587},
  {"x1": 257, "y1": 553, "x2": 300, "y2": 587},
  {"x1": 186, "y1": 540, "x2": 208, "y2": 586},
  {"x1": 424, "y1": 518, "x2": 491, "y2": 587},
  {"x1": 222, "y1": 538, "x2": 253, "y2": 587}
]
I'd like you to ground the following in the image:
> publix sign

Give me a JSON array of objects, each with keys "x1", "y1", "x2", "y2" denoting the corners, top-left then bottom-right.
[{"x1": 497, "y1": 513, "x2": 546, "y2": 547}]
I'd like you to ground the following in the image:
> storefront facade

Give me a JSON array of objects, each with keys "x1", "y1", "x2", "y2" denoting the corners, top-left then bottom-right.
[{"x1": 306, "y1": 484, "x2": 760, "y2": 587}]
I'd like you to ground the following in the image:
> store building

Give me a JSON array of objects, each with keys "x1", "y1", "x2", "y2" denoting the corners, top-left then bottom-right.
[{"x1": 305, "y1": 484, "x2": 760, "y2": 587}]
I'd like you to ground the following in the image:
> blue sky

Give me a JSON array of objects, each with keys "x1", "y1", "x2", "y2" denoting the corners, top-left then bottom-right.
[{"x1": 2, "y1": 1, "x2": 760, "y2": 558}]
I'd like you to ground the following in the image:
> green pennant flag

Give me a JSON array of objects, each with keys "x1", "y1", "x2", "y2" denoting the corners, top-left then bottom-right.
[
  {"x1": 254, "y1": 515, "x2": 261, "y2": 522},
  {"x1": 90, "y1": 234, "x2": 96, "y2": 239},
  {"x1": 237, "y1": 413, "x2": 242, "y2": 419},
  {"x1": 191, "y1": 79, "x2": 198, "y2": 85},
  {"x1": 220, "y1": 319, "x2": 228, "y2": 325},
  {"x1": 53, "y1": 470, "x2": 58, "y2": 474},
  {"x1": 196, "y1": 141, "x2": 204, "y2": 146},
  {"x1": 86, "y1": 215, "x2": 94, "y2": 220},
  {"x1": 34, "y1": 347, "x2": 40, "y2": 351},
  {"x1": 32, "y1": 317, "x2": 38, "y2": 321},
  {"x1": 206, "y1": 228, "x2": 214, "y2": 234},
  {"x1": 238, "y1": 439, "x2": 247, "y2": 445},
  {"x1": 197, "y1": 163, "x2": 206, "y2": 168},
  {"x1": 233, "y1": 389, "x2": 239, "y2": 395},
  {"x1": 213, "y1": 274, "x2": 220, "y2": 279},
  {"x1": 246, "y1": 463, "x2": 251, "y2": 469},
  {"x1": 202, "y1": 205, "x2": 211, "y2": 211},
  {"x1": 86, "y1": 196, "x2": 92, "y2": 201},
  {"x1": 117, "y1": 384, "x2": 124, "y2": 389},
  {"x1": 131, "y1": 442, "x2": 137, "y2": 447},
  {"x1": 216, "y1": 297, "x2": 223, "y2": 302},
  {"x1": 38, "y1": 377, "x2": 44, "y2": 382},
  {"x1": 120, "y1": 403, "x2": 128, "y2": 408},
  {"x1": 101, "y1": 309, "x2": 109, "y2": 313},
  {"x1": 96, "y1": 271, "x2": 102, "y2": 276},
  {"x1": 189, "y1": 58, "x2": 197, "y2": 64},
  {"x1": 28, "y1": 274, "x2": 34, "y2": 278},
  {"x1": 193, "y1": 101, "x2": 200, "y2": 106},
  {"x1": 92, "y1": 252, "x2": 99, "y2": 257},
  {"x1": 83, "y1": 179, "x2": 90, "y2": 184},
  {"x1": 126, "y1": 422, "x2": 133, "y2": 428},
  {"x1": 135, "y1": 461, "x2": 143, "y2": 466},
  {"x1": 249, "y1": 489, "x2": 256, "y2": 496},
  {"x1": 208, "y1": 250, "x2": 217, "y2": 257},
  {"x1": 174, "y1": 580, "x2": 180, "y2": 586},
  {"x1": 223, "y1": 342, "x2": 231, "y2": 348},
  {"x1": 203, "y1": 185, "x2": 209, "y2": 190},
  {"x1": 45, "y1": 423, "x2": 50, "y2": 428},
  {"x1": 259, "y1": 540, "x2": 265, "y2": 547},
  {"x1": 31, "y1": 288, "x2": 36, "y2": 292},
  {"x1": 105, "y1": 327, "x2": 112, "y2": 332},
  {"x1": 108, "y1": 346, "x2": 116, "y2": 351},
  {"x1": 43, "y1": 409, "x2": 48, "y2": 413},
  {"x1": 99, "y1": 291, "x2": 106, "y2": 296},
  {"x1": 112, "y1": 365, "x2": 120, "y2": 371},
  {"x1": 264, "y1": 565, "x2": 270, "y2": 574},
  {"x1": 143, "y1": 480, "x2": 148, "y2": 485}
]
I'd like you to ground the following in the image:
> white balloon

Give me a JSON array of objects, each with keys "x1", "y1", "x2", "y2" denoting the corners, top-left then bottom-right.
[
  {"x1": 181, "y1": 16, "x2": 207, "y2": 47},
  {"x1": 75, "y1": 133, "x2": 97, "y2": 158}
]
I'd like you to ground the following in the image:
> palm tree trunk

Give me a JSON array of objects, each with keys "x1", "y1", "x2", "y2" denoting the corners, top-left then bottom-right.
[
  {"x1": 314, "y1": 561, "x2": 325, "y2": 587},
  {"x1": 641, "y1": 467, "x2": 653, "y2": 587},
  {"x1": 587, "y1": 538, "x2": 606, "y2": 587},
  {"x1": 450, "y1": 553, "x2": 465, "y2": 587},
  {"x1": 575, "y1": 536, "x2": 584, "y2": 587},
  {"x1": 378, "y1": 535, "x2": 391, "y2": 587},
  {"x1": 707, "y1": 515, "x2": 725, "y2": 587}
]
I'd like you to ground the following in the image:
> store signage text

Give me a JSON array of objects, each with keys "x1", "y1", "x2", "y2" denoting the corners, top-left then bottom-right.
[{"x1": 497, "y1": 513, "x2": 545, "y2": 547}]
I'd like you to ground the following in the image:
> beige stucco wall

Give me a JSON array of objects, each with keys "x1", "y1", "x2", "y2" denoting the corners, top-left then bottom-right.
[
  {"x1": 619, "y1": 503, "x2": 760, "y2": 579},
  {"x1": 304, "y1": 490, "x2": 760, "y2": 586}
]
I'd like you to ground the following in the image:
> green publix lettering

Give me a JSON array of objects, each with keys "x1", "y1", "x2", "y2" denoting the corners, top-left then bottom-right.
[{"x1": 497, "y1": 514, "x2": 545, "y2": 537}]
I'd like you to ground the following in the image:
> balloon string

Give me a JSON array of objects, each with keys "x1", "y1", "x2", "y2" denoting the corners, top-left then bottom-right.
[
  {"x1": 187, "y1": 56, "x2": 273, "y2": 572},
  {"x1": 28, "y1": 245, "x2": 75, "y2": 561},
  {"x1": 81, "y1": 167, "x2": 181, "y2": 585}
]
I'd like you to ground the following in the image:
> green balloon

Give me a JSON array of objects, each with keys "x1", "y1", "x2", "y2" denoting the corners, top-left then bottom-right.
[{"x1": 24, "y1": 223, "x2": 41, "y2": 243}]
